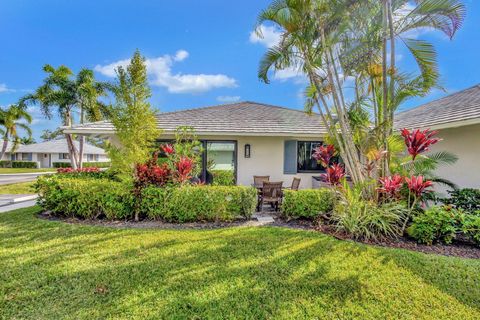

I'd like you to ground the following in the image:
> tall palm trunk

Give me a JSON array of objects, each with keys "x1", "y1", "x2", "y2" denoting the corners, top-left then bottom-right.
[
  {"x1": 78, "y1": 106, "x2": 85, "y2": 169},
  {"x1": 387, "y1": 0, "x2": 395, "y2": 135},
  {"x1": 0, "y1": 133, "x2": 9, "y2": 163},
  {"x1": 64, "y1": 112, "x2": 79, "y2": 169}
]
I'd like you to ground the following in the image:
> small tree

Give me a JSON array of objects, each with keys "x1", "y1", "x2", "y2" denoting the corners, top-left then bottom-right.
[{"x1": 107, "y1": 50, "x2": 160, "y2": 176}]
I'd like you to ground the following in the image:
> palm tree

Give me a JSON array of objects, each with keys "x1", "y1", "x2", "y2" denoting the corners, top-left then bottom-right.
[
  {"x1": 20, "y1": 65, "x2": 109, "y2": 168},
  {"x1": 0, "y1": 105, "x2": 32, "y2": 161},
  {"x1": 256, "y1": 0, "x2": 465, "y2": 184}
]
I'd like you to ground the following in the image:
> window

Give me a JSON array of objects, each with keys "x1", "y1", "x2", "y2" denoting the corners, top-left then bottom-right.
[
  {"x1": 59, "y1": 153, "x2": 70, "y2": 160},
  {"x1": 21, "y1": 153, "x2": 32, "y2": 161},
  {"x1": 297, "y1": 141, "x2": 325, "y2": 172},
  {"x1": 87, "y1": 154, "x2": 99, "y2": 161}
]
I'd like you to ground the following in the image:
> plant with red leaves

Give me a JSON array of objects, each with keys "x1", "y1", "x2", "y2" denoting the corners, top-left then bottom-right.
[
  {"x1": 161, "y1": 144, "x2": 174, "y2": 155},
  {"x1": 175, "y1": 156, "x2": 195, "y2": 183},
  {"x1": 401, "y1": 128, "x2": 441, "y2": 160},
  {"x1": 57, "y1": 167, "x2": 100, "y2": 174},
  {"x1": 321, "y1": 163, "x2": 345, "y2": 186},
  {"x1": 378, "y1": 174, "x2": 404, "y2": 198},
  {"x1": 134, "y1": 152, "x2": 171, "y2": 188},
  {"x1": 405, "y1": 175, "x2": 433, "y2": 197},
  {"x1": 312, "y1": 144, "x2": 336, "y2": 167}
]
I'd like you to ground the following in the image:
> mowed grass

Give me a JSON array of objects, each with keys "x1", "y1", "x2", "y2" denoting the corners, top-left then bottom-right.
[
  {"x1": 1, "y1": 207, "x2": 480, "y2": 319},
  {"x1": 0, "y1": 181, "x2": 36, "y2": 194},
  {"x1": 0, "y1": 168, "x2": 55, "y2": 174}
]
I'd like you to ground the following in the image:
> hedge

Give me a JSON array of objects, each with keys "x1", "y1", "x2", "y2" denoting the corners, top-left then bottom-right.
[
  {"x1": 211, "y1": 169, "x2": 235, "y2": 186},
  {"x1": 52, "y1": 161, "x2": 111, "y2": 168},
  {"x1": 36, "y1": 176, "x2": 257, "y2": 222},
  {"x1": 282, "y1": 188, "x2": 334, "y2": 219},
  {"x1": 140, "y1": 185, "x2": 257, "y2": 222},
  {"x1": 0, "y1": 160, "x2": 38, "y2": 168},
  {"x1": 36, "y1": 176, "x2": 134, "y2": 219}
]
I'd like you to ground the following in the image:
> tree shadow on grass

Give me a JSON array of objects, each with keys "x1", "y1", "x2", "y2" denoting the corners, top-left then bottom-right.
[{"x1": 1, "y1": 208, "x2": 480, "y2": 319}]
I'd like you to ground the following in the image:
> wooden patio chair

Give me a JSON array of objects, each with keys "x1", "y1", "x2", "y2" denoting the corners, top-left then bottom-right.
[
  {"x1": 253, "y1": 175, "x2": 270, "y2": 187},
  {"x1": 285, "y1": 177, "x2": 301, "y2": 191},
  {"x1": 259, "y1": 181, "x2": 283, "y2": 212}
]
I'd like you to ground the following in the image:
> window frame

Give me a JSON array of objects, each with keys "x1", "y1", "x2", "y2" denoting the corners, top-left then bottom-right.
[{"x1": 296, "y1": 141, "x2": 326, "y2": 173}]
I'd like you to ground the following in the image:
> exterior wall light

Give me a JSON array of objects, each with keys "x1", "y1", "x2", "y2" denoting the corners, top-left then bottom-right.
[{"x1": 244, "y1": 144, "x2": 251, "y2": 158}]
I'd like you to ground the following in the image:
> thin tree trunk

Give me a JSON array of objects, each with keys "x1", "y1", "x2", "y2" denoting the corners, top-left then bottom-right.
[
  {"x1": 387, "y1": 0, "x2": 395, "y2": 135},
  {"x1": 381, "y1": 0, "x2": 390, "y2": 177},
  {"x1": 64, "y1": 112, "x2": 78, "y2": 169}
]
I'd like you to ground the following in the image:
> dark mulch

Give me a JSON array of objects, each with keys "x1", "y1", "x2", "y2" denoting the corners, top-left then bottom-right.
[{"x1": 38, "y1": 211, "x2": 480, "y2": 259}]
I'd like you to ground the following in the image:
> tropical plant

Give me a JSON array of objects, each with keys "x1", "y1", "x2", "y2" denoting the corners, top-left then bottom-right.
[
  {"x1": 443, "y1": 188, "x2": 480, "y2": 213},
  {"x1": 20, "y1": 65, "x2": 108, "y2": 168},
  {"x1": 256, "y1": 0, "x2": 465, "y2": 182},
  {"x1": 0, "y1": 104, "x2": 32, "y2": 161},
  {"x1": 106, "y1": 50, "x2": 160, "y2": 175},
  {"x1": 19, "y1": 136, "x2": 36, "y2": 145}
]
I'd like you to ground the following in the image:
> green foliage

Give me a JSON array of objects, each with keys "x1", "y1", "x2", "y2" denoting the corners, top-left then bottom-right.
[
  {"x1": 140, "y1": 185, "x2": 257, "y2": 222},
  {"x1": 107, "y1": 50, "x2": 160, "y2": 175},
  {"x1": 407, "y1": 206, "x2": 464, "y2": 245},
  {"x1": 332, "y1": 182, "x2": 408, "y2": 241},
  {"x1": 169, "y1": 126, "x2": 203, "y2": 177},
  {"x1": 444, "y1": 188, "x2": 480, "y2": 213},
  {"x1": 53, "y1": 161, "x2": 111, "y2": 168},
  {"x1": 211, "y1": 169, "x2": 235, "y2": 186},
  {"x1": 36, "y1": 176, "x2": 134, "y2": 219},
  {"x1": 463, "y1": 215, "x2": 480, "y2": 245},
  {"x1": 281, "y1": 189, "x2": 334, "y2": 219},
  {"x1": 0, "y1": 160, "x2": 39, "y2": 168}
]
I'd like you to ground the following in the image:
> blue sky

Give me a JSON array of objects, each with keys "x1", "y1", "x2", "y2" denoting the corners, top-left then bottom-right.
[{"x1": 0, "y1": 0, "x2": 479, "y2": 140}]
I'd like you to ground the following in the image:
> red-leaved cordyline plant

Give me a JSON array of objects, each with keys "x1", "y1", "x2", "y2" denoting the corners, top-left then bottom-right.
[
  {"x1": 322, "y1": 163, "x2": 345, "y2": 186},
  {"x1": 405, "y1": 175, "x2": 433, "y2": 197},
  {"x1": 378, "y1": 174, "x2": 403, "y2": 198},
  {"x1": 161, "y1": 144, "x2": 174, "y2": 155},
  {"x1": 134, "y1": 151, "x2": 171, "y2": 188},
  {"x1": 175, "y1": 156, "x2": 195, "y2": 183},
  {"x1": 401, "y1": 128, "x2": 441, "y2": 160},
  {"x1": 312, "y1": 144, "x2": 336, "y2": 167}
]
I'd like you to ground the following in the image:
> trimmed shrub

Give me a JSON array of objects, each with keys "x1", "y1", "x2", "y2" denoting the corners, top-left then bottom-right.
[
  {"x1": 281, "y1": 188, "x2": 334, "y2": 219},
  {"x1": 407, "y1": 206, "x2": 464, "y2": 245},
  {"x1": 140, "y1": 185, "x2": 257, "y2": 222},
  {"x1": 53, "y1": 161, "x2": 111, "y2": 168},
  {"x1": 463, "y1": 215, "x2": 480, "y2": 245},
  {"x1": 444, "y1": 188, "x2": 480, "y2": 213},
  {"x1": 211, "y1": 170, "x2": 235, "y2": 186},
  {"x1": 36, "y1": 176, "x2": 134, "y2": 219},
  {"x1": 55, "y1": 168, "x2": 120, "y2": 181},
  {"x1": 0, "y1": 161, "x2": 39, "y2": 168}
]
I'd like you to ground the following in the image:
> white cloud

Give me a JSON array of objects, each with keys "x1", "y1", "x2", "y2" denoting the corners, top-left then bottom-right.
[
  {"x1": 0, "y1": 83, "x2": 14, "y2": 93},
  {"x1": 216, "y1": 95, "x2": 241, "y2": 103},
  {"x1": 94, "y1": 50, "x2": 237, "y2": 94},
  {"x1": 249, "y1": 24, "x2": 282, "y2": 48}
]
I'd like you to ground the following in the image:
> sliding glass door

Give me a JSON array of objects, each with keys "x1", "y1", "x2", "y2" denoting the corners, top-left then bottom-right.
[{"x1": 204, "y1": 141, "x2": 236, "y2": 185}]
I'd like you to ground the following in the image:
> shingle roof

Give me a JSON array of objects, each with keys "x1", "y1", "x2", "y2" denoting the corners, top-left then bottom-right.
[
  {"x1": 394, "y1": 84, "x2": 480, "y2": 130},
  {"x1": 65, "y1": 101, "x2": 328, "y2": 136},
  {"x1": 6, "y1": 139, "x2": 106, "y2": 154}
]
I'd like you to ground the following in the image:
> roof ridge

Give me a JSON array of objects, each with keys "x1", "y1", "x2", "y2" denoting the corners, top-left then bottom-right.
[{"x1": 157, "y1": 101, "x2": 309, "y2": 116}]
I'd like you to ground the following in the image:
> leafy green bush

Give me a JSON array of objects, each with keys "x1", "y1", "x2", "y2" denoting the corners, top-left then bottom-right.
[
  {"x1": 444, "y1": 188, "x2": 480, "y2": 213},
  {"x1": 36, "y1": 176, "x2": 134, "y2": 219},
  {"x1": 53, "y1": 161, "x2": 111, "y2": 168},
  {"x1": 463, "y1": 215, "x2": 480, "y2": 245},
  {"x1": 1, "y1": 161, "x2": 39, "y2": 168},
  {"x1": 211, "y1": 169, "x2": 235, "y2": 186},
  {"x1": 56, "y1": 168, "x2": 120, "y2": 181},
  {"x1": 407, "y1": 206, "x2": 464, "y2": 245},
  {"x1": 281, "y1": 188, "x2": 334, "y2": 219},
  {"x1": 140, "y1": 185, "x2": 256, "y2": 222}
]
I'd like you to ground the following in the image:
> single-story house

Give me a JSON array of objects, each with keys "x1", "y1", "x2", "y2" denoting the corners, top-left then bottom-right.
[
  {"x1": 64, "y1": 85, "x2": 480, "y2": 190},
  {"x1": 0, "y1": 139, "x2": 109, "y2": 168},
  {"x1": 395, "y1": 84, "x2": 480, "y2": 191}
]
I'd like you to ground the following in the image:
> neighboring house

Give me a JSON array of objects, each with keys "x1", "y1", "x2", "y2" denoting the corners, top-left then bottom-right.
[
  {"x1": 394, "y1": 84, "x2": 480, "y2": 191},
  {"x1": 0, "y1": 139, "x2": 109, "y2": 168},
  {"x1": 65, "y1": 88, "x2": 480, "y2": 189}
]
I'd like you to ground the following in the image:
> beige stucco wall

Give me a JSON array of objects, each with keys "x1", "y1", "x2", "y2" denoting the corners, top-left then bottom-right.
[{"x1": 431, "y1": 123, "x2": 480, "y2": 193}]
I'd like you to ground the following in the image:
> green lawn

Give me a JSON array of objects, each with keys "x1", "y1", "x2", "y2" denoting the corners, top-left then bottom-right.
[
  {"x1": 0, "y1": 168, "x2": 55, "y2": 174},
  {"x1": 0, "y1": 181, "x2": 36, "y2": 194},
  {"x1": 1, "y1": 207, "x2": 479, "y2": 319}
]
